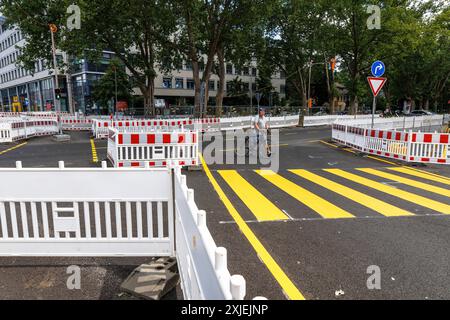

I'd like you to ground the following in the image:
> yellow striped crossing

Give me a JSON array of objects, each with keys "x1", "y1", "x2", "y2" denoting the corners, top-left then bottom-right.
[
  {"x1": 218, "y1": 170, "x2": 289, "y2": 221},
  {"x1": 357, "y1": 168, "x2": 450, "y2": 198},
  {"x1": 290, "y1": 170, "x2": 413, "y2": 217},
  {"x1": 325, "y1": 169, "x2": 450, "y2": 215},
  {"x1": 387, "y1": 167, "x2": 450, "y2": 186},
  {"x1": 255, "y1": 170, "x2": 354, "y2": 219},
  {"x1": 215, "y1": 167, "x2": 450, "y2": 221}
]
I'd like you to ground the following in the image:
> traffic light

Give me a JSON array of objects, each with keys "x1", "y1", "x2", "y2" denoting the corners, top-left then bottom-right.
[{"x1": 55, "y1": 88, "x2": 61, "y2": 100}]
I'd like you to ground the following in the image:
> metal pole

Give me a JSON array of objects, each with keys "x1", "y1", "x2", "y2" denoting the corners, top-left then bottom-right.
[
  {"x1": 63, "y1": 53, "x2": 74, "y2": 114},
  {"x1": 308, "y1": 62, "x2": 312, "y2": 116},
  {"x1": 50, "y1": 29, "x2": 61, "y2": 112},
  {"x1": 371, "y1": 95, "x2": 376, "y2": 128},
  {"x1": 114, "y1": 67, "x2": 118, "y2": 115}
]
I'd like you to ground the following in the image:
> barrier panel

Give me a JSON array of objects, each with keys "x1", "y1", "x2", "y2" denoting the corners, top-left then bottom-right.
[
  {"x1": 61, "y1": 118, "x2": 93, "y2": 131},
  {"x1": 107, "y1": 128, "x2": 199, "y2": 168},
  {"x1": 332, "y1": 115, "x2": 450, "y2": 165},
  {"x1": 0, "y1": 162, "x2": 248, "y2": 300},
  {"x1": 0, "y1": 120, "x2": 59, "y2": 143},
  {"x1": 174, "y1": 168, "x2": 246, "y2": 300},
  {"x1": 0, "y1": 162, "x2": 174, "y2": 256}
]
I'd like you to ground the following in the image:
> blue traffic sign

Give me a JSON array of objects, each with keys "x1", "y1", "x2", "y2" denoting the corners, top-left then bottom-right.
[{"x1": 371, "y1": 61, "x2": 385, "y2": 77}]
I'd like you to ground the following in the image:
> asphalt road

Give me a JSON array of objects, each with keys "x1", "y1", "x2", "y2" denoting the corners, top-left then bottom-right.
[{"x1": 0, "y1": 128, "x2": 449, "y2": 300}]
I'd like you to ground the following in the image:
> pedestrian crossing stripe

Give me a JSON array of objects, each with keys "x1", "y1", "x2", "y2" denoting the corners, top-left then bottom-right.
[
  {"x1": 325, "y1": 169, "x2": 450, "y2": 215},
  {"x1": 357, "y1": 168, "x2": 450, "y2": 198},
  {"x1": 387, "y1": 167, "x2": 450, "y2": 186},
  {"x1": 290, "y1": 170, "x2": 414, "y2": 217},
  {"x1": 218, "y1": 170, "x2": 289, "y2": 221},
  {"x1": 255, "y1": 170, "x2": 354, "y2": 219}
]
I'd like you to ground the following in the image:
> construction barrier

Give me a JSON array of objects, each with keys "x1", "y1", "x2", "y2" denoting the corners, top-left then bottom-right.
[
  {"x1": 107, "y1": 128, "x2": 199, "y2": 168},
  {"x1": 0, "y1": 119, "x2": 59, "y2": 143},
  {"x1": 332, "y1": 115, "x2": 450, "y2": 165},
  {"x1": 0, "y1": 161, "x2": 248, "y2": 300}
]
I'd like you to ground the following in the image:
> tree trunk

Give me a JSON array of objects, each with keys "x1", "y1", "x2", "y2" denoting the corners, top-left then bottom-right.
[
  {"x1": 192, "y1": 61, "x2": 201, "y2": 118},
  {"x1": 142, "y1": 80, "x2": 155, "y2": 117},
  {"x1": 324, "y1": 59, "x2": 334, "y2": 114},
  {"x1": 216, "y1": 45, "x2": 225, "y2": 117}
]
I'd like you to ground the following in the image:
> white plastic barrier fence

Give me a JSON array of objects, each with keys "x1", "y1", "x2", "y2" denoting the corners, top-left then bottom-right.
[
  {"x1": 174, "y1": 167, "x2": 246, "y2": 300},
  {"x1": 107, "y1": 128, "x2": 199, "y2": 168},
  {"x1": 0, "y1": 161, "x2": 248, "y2": 300},
  {"x1": 93, "y1": 119, "x2": 197, "y2": 139},
  {"x1": 60, "y1": 118, "x2": 93, "y2": 131},
  {"x1": 0, "y1": 120, "x2": 59, "y2": 143},
  {"x1": 0, "y1": 162, "x2": 174, "y2": 256},
  {"x1": 332, "y1": 115, "x2": 450, "y2": 165}
]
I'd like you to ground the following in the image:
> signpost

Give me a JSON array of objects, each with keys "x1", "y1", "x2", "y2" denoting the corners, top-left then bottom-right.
[{"x1": 369, "y1": 61, "x2": 387, "y2": 128}]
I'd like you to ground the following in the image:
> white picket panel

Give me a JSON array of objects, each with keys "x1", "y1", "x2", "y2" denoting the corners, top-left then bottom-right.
[{"x1": 0, "y1": 164, "x2": 174, "y2": 256}]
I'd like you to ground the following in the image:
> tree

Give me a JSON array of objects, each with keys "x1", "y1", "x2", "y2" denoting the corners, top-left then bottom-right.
[
  {"x1": 0, "y1": 0, "x2": 179, "y2": 116},
  {"x1": 265, "y1": 0, "x2": 335, "y2": 112},
  {"x1": 174, "y1": 0, "x2": 268, "y2": 117},
  {"x1": 91, "y1": 59, "x2": 133, "y2": 112}
]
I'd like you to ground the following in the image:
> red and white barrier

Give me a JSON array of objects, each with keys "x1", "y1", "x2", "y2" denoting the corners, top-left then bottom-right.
[
  {"x1": 107, "y1": 128, "x2": 199, "y2": 168},
  {"x1": 332, "y1": 116, "x2": 450, "y2": 165},
  {"x1": 0, "y1": 119, "x2": 59, "y2": 143}
]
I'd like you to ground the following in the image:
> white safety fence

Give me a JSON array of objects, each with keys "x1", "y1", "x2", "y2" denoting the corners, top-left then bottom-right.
[
  {"x1": 107, "y1": 128, "x2": 199, "y2": 168},
  {"x1": 332, "y1": 115, "x2": 450, "y2": 165},
  {"x1": 0, "y1": 120, "x2": 59, "y2": 143},
  {"x1": 174, "y1": 167, "x2": 246, "y2": 300},
  {"x1": 0, "y1": 162, "x2": 248, "y2": 300}
]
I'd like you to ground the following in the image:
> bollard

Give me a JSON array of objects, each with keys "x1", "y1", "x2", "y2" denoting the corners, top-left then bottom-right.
[
  {"x1": 230, "y1": 275, "x2": 246, "y2": 300},
  {"x1": 215, "y1": 247, "x2": 227, "y2": 272},
  {"x1": 101, "y1": 161, "x2": 108, "y2": 169},
  {"x1": 187, "y1": 189, "x2": 195, "y2": 203},
  {"x1": 197, "y1": 210, "x2": 206, "y2": 228},
  {"x1": 58, "y1": 161, "x2": 65, "y2": 169},
  {"x1": 144, "y1": 162, "x2": 150, "y2": 169},
  {"x1": 16, "y1": 161, "x2": 22, "y2": 169}
]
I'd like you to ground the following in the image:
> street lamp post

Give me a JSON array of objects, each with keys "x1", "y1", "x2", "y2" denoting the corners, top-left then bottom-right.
[{"x1": 49, "y1": 24, "x2": 61, "y2": 112}]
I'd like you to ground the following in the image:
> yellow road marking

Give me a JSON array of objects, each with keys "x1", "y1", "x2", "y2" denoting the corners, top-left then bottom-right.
[
  {"x1": 394, "y1": 167, "x2": 450, "y2": 184},
  {"x1": 218, "y1": 170, "x2": 289, "y2": 221},
  {"x1": 366, "y1": 156, "x2": 397, "y2": 165},
  {"x1": 290, "y1": 170, "x2": 413, "y2": 217},
  {"x1": 256, "y1": 170, "x2": 354, "y2": 219},
  {"x1": 90, "y1": 139, "x2": 98, "y2": 163},
  {"x1": 319, "y1": 140, "x2": 338, "y2": 148},
  {"x1": 319, "y1": 140, "x2": 398, "y2": 165},
  {"x1": 0, "y1": 142, "x2": 27, "y2": 155},
  {"x1": 200, "y1": 155, "x2": 305, "y2": 300},
  {"x1": 358, "y1": 168, "x2": 450, "y2": 198},
  {"x1": 326, "y1": 169, "x2": 450, "y2": 214}
]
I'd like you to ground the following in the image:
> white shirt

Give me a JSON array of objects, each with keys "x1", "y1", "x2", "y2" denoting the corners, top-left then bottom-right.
[{"x1": 254, "y1": 116, "x2": 268, "y2": 130}]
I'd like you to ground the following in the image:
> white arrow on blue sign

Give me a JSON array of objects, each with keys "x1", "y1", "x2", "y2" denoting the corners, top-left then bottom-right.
[{"x1": 371, "y1": 61, "x2": 385, "y2": 77}]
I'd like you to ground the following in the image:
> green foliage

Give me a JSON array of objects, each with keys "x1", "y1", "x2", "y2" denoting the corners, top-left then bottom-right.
[{"x1": 91, "y1": 59, "x2": 133, "y2": 109}]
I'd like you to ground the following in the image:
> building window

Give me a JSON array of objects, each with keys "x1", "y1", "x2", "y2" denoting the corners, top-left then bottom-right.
[
  {"x1": 280, "y1": 70, "x2": 286, "y2": 79},
  {"x1": 226, "y1": 81, "x2": 233, "y2": 92},
  {"x1": 162, "y1": 77, "x2": 172, "y2": 89},
  {"x1": 187, "y1": 79, "x2": 195, "y2": 90},
  {"x1": 175, "y1": 78, "x2": 184, "y2": 89},
  {"x1": 209, "y1": 80, "x2": 215, "y2": 91},
  {"x1": 226, "y1": 64, "x2": 233, "y2": 75},
  {"x1": 243, "y1": 67, "x2": 249, "y2": 76},
  {"x1": 185, "y1": 61, "x2": 193, "y2": 71},
  {"x1": 235, "y1": 67, "x2": 241, "y2": 75},
  {"x1": 280, "y1": 85, "x2": 286, "y2": 94},
  {"x1": 252, "y1": 68, "x2": 257, "y2": 77},
  {"x1": 243, "y1": 82, "x2": 249, "y2": 92},
  {"x1": 252, "y1": 83, "x2": 257, "y2": 92}
]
